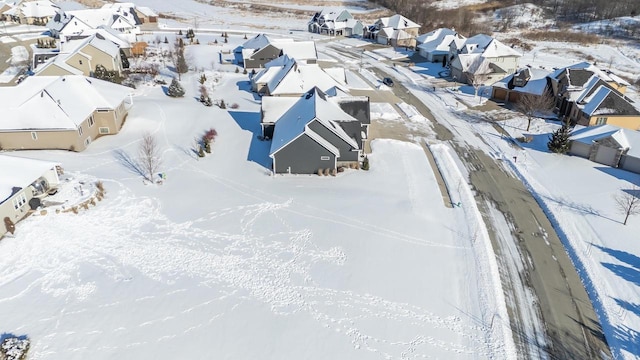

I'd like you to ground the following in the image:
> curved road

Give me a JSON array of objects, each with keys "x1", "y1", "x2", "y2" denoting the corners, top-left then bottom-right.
[{"x1": 360, "y1": 60, "x2": 612, "y2": 359}]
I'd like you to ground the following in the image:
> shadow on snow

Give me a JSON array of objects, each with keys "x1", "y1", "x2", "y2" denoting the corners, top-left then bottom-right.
[{"x1": 228, "y1": 111, "x2": 272, "y2": 170}]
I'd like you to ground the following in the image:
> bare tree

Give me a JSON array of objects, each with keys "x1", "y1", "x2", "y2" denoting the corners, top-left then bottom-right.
[
  {"x1": 464, "y1": 57, "x2": 491, "y2": 101},
  {"x1": 517, "y1": 91, "x2": 556, "y2": 131},
  {"x1": 139, "y1": 133, "x2": 162, "y2": 182},
  {"x1": 614, "y1": 186, "x2": 640, "y2": 225}
]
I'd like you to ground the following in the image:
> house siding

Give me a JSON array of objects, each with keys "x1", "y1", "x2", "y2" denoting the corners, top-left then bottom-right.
[
  {"x1": 35, "y1": 64, "x2": 77, "y2": 77},
  {"x1": 66, "y1": 52, "x2": 92, "y2": 75},
  {"x1": 273, "y1": 134, "x2": 335, "y2": 174},
  {"x1": 0, "y1": 102, "x2": 127, "y2": 152},
  {"x1": 587, "y1": 115, "x2": 640, "y2": 130},
  {"x1": 84, "y1": 44, "x2": 122, "y2": 74},
  {"x1": 244, "y1": 45, "x2": 281, "y2": 69},
  {"x1": 308, "y1": 121, "x2": 359, "y2": 162},
  {"x1": 0, "y1": 187, "x2": 34, "y2": 237}
]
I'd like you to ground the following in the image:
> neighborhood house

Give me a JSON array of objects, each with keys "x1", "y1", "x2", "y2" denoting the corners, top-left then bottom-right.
[
  {"x1": 0, "y1": 154, "x2": 60, "y2": 238},
  {"x1": 569, "y1": 124, "x2": 640, "y2": 174},
  {"x1": 0, "y1": 75, "x2": 133, "y2": 152}
]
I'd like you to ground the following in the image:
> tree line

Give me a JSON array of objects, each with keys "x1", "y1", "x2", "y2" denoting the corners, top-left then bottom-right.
[{"x1": 369, "y1": 0, "x2": 638, "y2": 35}]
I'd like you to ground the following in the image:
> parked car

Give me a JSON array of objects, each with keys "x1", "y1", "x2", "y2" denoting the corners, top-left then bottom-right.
[{"x1": 382, "y1": 77, "x2": 394, "y2": 87}]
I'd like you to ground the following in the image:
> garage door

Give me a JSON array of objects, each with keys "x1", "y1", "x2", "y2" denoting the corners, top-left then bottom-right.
[{"x1": 594, "y1": 146, "x2": 619, "y2": 167}]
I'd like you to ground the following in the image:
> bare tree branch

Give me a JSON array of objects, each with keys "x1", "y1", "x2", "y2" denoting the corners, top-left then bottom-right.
[
  {"x1": 139, "y1": 133, "x2": 162, "y2": 182},
  {"x1": 614, "y1": 186, "x2": 640, "y2": 225},
  {"x1": 516, "y1": 91, "x2": 556, "y2": 131}
]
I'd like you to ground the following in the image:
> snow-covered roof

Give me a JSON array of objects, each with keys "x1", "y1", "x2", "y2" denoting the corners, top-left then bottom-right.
[
  {"x1": 0, "y1": 154, "x2": 60, "y2": 204},
  {"x1": 13, "y1": 0, "x2": 58, "y2": 18},
  {"x1": 417, "y1": 28, "x2": 463, "y2": 53},
  {"x1": 482, "y1": 39, "x2": 522, "y2": 58},
  {"x1": 493, "y1": 68, "x2": 550, "y2": 95},
  {"x1": 377, "y1": 14, "x2": 419, "y2": 30},
  {"x1": 242, "y1": 33, "x2": 279, "y2": 50},
  {"x1": 274, "y1": 40, "x2": 317, "y2": 60},
  {"x1": 550, "y1": 62, "x2": 629, "y2": 86},
  {"x1": 269, "y1": 88, "x2": 359, "y2": 156},
  {"x1": 135, "y1": 6, "x2": 157, "y2": 17},
  {"x1": 36, "y1": 33, "x2": 121, "y2": 74},
  {"x1": 34, "y1": 54, "x2": 84, "y2": 75},
  {"x1": 457, "y1": 35, "x2": 521, "y2": 58},
  {"x1": 65, "y1": 8, "x2": 139, "y2": 30},
  {"x1": 578, "y1": 85, "x2": 640, "y2": 117},
  {"x1": 0, "y1": 75, "x2": 132, "y2": 131},
  {"x1": 570, "y1": 125, "x2": 640, "y2": 157},
  {"x1": 261, "y1": 96, "x2": 298, "y2": 124},
  {"x1": 267, "y1": 62, "x2": 347, "y2": 96}
]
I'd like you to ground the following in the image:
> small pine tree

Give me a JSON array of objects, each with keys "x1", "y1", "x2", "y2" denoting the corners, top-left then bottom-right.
[
  {"x1": 195, "y1": 38, "x2": 200, "y2": 44},
  {"x1": 164, "y1": 36, "x2": 168, "y2": 43},
  {"x1": 219, "y1": 99, "x2": 226, "y2": 109},
  {"x1": 547, "y1": 123, "x2": 572, "y2": 154},
  {"x1": 235, "y1": 67, "x2": 239, "y2": 73},
  {"x1": 178, "y1": 29, "x2": 183, "y2": 35},
  {"x1": 224, "y1": 37, "x2": 228, "y2": 43},
  {"x1": 243, "y1": 68, "x2": 247, "y2": 75},
  {"x1": 362, "y1": 156, "x2": 370, "y2": 170},
  {"x1": 120, "y1": 49, "x2": 129, "y2": 69},
  {"x1": 214, "y1": 39, "x2": 218, "y2": 44},
  {"x1": 167, "y1": 78, "x2": 185, "y2": 97},
  {"x1": 243, "y1": 33, "x2": 247, "y2": 39},
  {"x1": 199, "y1": 73, "x2": 207, "y2": 84}
]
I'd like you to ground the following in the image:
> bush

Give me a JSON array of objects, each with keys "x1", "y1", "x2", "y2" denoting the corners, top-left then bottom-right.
[
  {"x1": 230, "y1": 103, "x2": 239, "y2": 109},
  {"x1": 317, "y1": 168, "x2": 323, "y2": 176},
  {"x1": 1, "y1": 336, "x2": 30, "y2": 360},
  {"x1": 362, "y1": 156, "x2": 370, "y2": 170},
  {"x1": 323, "y1": 168, "x2": 330, "y2": 176},
  {"x1": 4, "y1": 216, "x2": 15, "y2": 235},
  {"x1": 167, "y1": 78, "x2": 185, "y2": 97}
]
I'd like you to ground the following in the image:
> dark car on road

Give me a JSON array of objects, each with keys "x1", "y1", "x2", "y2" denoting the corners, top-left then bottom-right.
[{"x1": 382, "y1": 77, "x2": 394, "y2": 87}]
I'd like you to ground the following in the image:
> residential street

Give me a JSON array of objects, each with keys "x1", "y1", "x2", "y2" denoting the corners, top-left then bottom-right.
[{"x1": 360, "y1": 59, "x2": 612, "y2": 359}]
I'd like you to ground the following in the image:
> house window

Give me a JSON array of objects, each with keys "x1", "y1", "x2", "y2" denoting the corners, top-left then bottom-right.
[
  {"x1": 320, "y1": 156, "x2": 330, "y2": 161},
  {"x1": 79, "y1": 59, "x2": 83, "y2": 65},
  {"x1": 99, "y1": 127, "x2": 110, "y2": 134},
  {"x1": 78, "y1": 126, "x2": 83, "y2": 136},
  {"x1": 12, "y1": 193, "x2": 27, "y2": 210},
  {"x1": 31, "y1": 132, "x2": 38, "y2": 140},
  {"x1": 97, "y1": 109, "x2": 109, "y2": 113},
  {"x1": 596, "y1": 117, "x2": 608, "y2": 125},
  {"x1": 88, "y1": 116, "x2": 94, "y2": 127},
  {"x1": 84, "y1": 137, "x2": 91, "y2": 146}
]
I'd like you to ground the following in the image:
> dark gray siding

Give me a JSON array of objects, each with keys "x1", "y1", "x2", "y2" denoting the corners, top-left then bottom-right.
[
  {"x1": 308, "y1": 120, "x2": 359, "y2": 162},
  {"x1": 569, "y1": 141, "x2": 591, "y2": 158},
  {"x1": 337, "y1": 121, "x2": 363, "y2": 148},
  {"x1": 244, "y1": 45, "x2": 282, "y2": 69},
  {"x1": 273, "y1": 134, "x2": 335, "y2": 174}
]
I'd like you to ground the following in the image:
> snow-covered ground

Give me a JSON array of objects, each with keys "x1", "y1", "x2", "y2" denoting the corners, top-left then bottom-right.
[
  {"x1": 1, "y1": 0, "x2": 640, "y2": 358},
  {"x1": 0, "y1": 30, "x2": 513, "y2": 360}
]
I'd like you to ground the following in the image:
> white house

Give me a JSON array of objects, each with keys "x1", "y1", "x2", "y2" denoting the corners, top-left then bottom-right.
[
  {"x1": 416, "y1": 28, "x2": 465, "y2": 63},
  {"x1": 449, "y1": 34, "x2": 521, "y2": 85},
  {"x1": 0, "y1": 154, "x2": 61, "y2": 237}
]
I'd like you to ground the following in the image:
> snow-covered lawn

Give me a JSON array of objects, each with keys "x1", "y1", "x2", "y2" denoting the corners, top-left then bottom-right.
[{"x1": 0, "y1": 60, "x2": 511, "y2": 358}]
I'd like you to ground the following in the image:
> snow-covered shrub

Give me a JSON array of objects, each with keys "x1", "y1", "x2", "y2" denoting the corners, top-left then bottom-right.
[
  {"x1": 0, "y1": 336, "x2": 30, "y2": 360},
  {"x1": 317, "y1": 169, "x2": 323, "y2": 176},
  {"x1": 323, "y1": 168, "x2": 330, "y2": 176},
  {"x1": 167, "y1": 78, "x2": 185, "y2": 97},
  {"x1": 230, "y1": 103, "x2": 239, "y2": 109}
]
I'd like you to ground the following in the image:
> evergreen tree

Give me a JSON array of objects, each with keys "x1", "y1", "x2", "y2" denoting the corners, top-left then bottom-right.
[
  {"x1": 175, "y1": 47, "x2": 188, "y2": 74},
  {"x1": 362, "y1": 156, "x2": 370, "y2": 170},
  {"x1": 164, "y1": 36, "x2": 168, "y2": 43},
  {"x1": 547, "y1": 124, "x2": 572, "y2": 154},
  {"x1": 167, "y1": 78, "x2": 185, "y2": 97},
  {"x1": 92, "y1": 64, "x2": 119, "y2": 83}
]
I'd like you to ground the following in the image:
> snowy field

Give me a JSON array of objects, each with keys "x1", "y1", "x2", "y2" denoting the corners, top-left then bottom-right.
[
  {"x1": 0, "y1": 31, "x2": 513, "y2": 359},
  {"x1": 1, "y1": 0, "x2": 640, "y2": 358}
]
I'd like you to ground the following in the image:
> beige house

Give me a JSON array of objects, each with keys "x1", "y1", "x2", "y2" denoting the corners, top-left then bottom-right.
[
  {"x1": 0, "y1": 75, "x2": 133, "y2": 152},
  {"x1": 3, "y1": 0, "x2": 58, "y2": 25},
  {"x1": 34, "y1": 33, "x2": 123, "y2": 77},
  {"x1": 0, "y1": 154, "x2": 60, "y2": 238}
]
